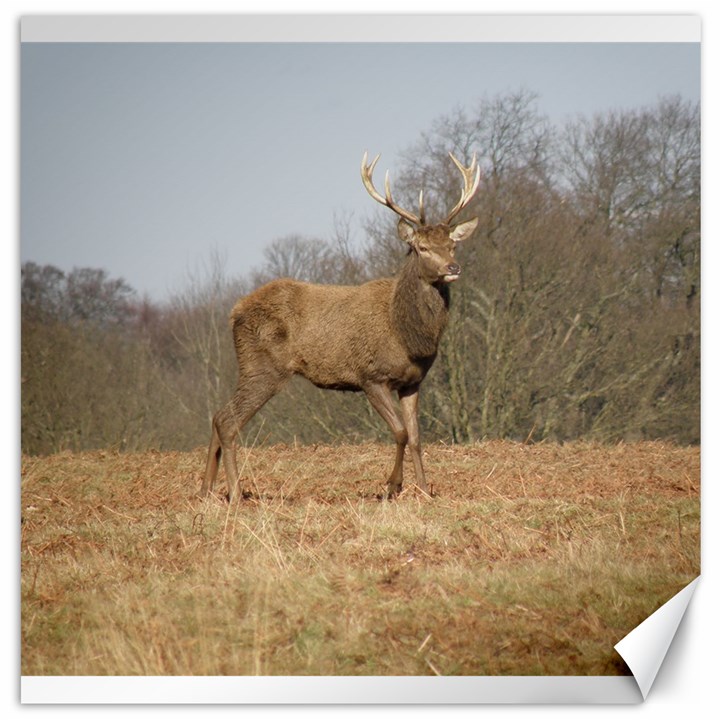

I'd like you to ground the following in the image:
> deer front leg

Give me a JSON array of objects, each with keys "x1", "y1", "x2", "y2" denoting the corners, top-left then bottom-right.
[
  {"x1": 364, "y1": 383, "x2": 408, "y2": 498},
  {"x1": 399, "y1": 385, "x2": 428, "y2": 494}
]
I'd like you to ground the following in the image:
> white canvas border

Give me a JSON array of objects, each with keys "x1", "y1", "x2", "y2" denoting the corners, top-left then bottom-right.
[
  {"x1": 20, "y1": 14, "x2": 700, "y2": 44},
  {"x1": 21, "y1": 675, "x2": 642, "y2": 704},
  {"x1": 17, "y1": 12, "x2": 702, "y2": 707}
]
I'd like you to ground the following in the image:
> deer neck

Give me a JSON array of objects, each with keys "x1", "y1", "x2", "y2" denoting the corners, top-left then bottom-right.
[{"x1": 391, "y1": 253, "x2": 451, "y2": 360}]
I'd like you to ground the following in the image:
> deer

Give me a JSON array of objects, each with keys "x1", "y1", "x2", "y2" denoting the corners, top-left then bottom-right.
[{"x1": 199, "y1": 151, "x2": 480, "y2": 502}]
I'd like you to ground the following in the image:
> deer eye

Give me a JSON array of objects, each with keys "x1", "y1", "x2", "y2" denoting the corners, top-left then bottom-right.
[{"x1": 417, "y1": 244, "x2": 430, "y2": 253}]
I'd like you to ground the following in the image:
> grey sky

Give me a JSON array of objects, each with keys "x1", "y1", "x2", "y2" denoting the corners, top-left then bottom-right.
[{"x1": 21, "y1": 40, "x2": 700, "y2": 301}]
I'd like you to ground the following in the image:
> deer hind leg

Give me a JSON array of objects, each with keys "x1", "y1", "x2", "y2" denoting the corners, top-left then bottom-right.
[
  {"x1": 364, "y1": 383, "x2": 408, "y2": 498},
  {"x1": 199, "y1": 422, "x2": 223, "y2": 497},
  {"x1": 200, "y1": 367, "x2": 290, "y2": 502}
]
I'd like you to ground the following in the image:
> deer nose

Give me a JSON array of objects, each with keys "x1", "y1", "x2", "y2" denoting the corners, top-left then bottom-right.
[{"x1": 445, "y1": 263, "x2": 461, "y2": 276}]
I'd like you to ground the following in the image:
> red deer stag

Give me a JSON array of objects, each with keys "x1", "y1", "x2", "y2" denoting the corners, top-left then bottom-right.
[{"x1": 200, "y1": 152, "x2": 480, "y2": 501}]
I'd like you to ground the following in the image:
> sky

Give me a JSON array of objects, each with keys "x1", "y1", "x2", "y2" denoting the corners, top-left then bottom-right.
[{"x1": 20, "y1": 33, "x2": 700, "y2": 302}]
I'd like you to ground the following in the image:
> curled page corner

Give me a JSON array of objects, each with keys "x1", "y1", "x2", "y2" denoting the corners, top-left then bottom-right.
[{"x1": 614, "y1": 576, "x2": 699, "y2": 700}]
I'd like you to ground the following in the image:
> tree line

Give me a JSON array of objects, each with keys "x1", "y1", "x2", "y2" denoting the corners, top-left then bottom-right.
[{"x1": 21, "y1": 92, "x2": 700, "y2": 455}]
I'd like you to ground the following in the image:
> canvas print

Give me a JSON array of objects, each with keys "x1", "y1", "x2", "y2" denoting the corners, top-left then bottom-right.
[{"x1": 20, "y1": 17, "x2": 700, "y2": 697}]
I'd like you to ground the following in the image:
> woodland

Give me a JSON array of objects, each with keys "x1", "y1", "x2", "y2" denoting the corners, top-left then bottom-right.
[{"x1": 21, "y1": 92, "x2": 700, "y2": 455}]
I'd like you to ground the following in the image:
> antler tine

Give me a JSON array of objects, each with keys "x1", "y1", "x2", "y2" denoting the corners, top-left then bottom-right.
[
  {"x1": 360, "y1": 152, "x2": 386, "y2": 206},
  {"x1": 361, "y1": 151, "x2": 423, "y2": 225},
  {"x1": 444, "y1": 152, "x2": 481, "y2": 224},
  {"x1": 383, "y1": 170, "x2": 395, "y2": 205}
]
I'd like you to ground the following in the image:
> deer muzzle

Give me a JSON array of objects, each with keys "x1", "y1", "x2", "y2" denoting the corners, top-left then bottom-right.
[{"x1": 442, "y1": 263, "x2": 462, "y2": 282}]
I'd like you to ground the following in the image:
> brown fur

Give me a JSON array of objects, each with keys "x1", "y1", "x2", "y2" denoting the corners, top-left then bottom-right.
[{"x1": 200, "y1": 217, "x2": 479, "y2": 502}]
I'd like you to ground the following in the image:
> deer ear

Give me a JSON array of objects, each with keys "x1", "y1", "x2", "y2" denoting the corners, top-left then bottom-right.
[
  {"x1": 397, "y1": 218, "x2": 416, "y2": 246},
  {"x1": 449, "y1": 217, "x2": 479, "y2": 243}
]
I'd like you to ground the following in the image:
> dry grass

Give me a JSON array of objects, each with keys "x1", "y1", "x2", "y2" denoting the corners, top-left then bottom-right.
[{"x1": 21, "y1": 441, "x2": 699, "y2": 676}]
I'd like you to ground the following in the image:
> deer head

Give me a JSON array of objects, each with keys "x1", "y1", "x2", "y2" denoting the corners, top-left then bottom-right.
[{"x1": 361, "y1": 151, "x2": 481, "y2": 283}]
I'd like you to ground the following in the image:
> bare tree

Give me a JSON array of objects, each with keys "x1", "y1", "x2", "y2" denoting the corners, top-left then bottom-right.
[
  {"x1": 21, "y1": 94, "x2": 699, "y2": 457},
  {"x1": 362, "y1": 92, "x2": 699, "y2": 445},
  {"x1": 20, "y1": 263, "x2": 160, "y2": 453},
  {"x1": 165, "y1": 251, "x2": 245, "y2": 430}
]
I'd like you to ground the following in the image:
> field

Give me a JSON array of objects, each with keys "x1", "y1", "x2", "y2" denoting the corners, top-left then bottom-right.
[{"x1": 21, "y1": 441, "x2": 699, "y2": 677}]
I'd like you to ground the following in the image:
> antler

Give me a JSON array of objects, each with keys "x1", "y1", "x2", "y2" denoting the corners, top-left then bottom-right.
[
  {"x1": 443, "y1": 152, "x2": 481, "y2": 224},
  {"x1": 361, "y1": 152, "x2": 426, "y2": 226}
]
